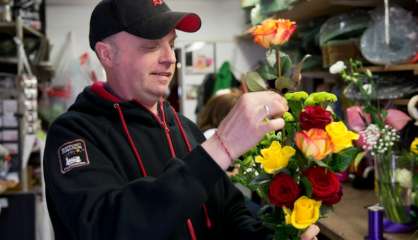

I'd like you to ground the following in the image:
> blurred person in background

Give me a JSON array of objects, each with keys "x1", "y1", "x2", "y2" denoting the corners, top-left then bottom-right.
[{"x1": 197, "y1": 88, "x2": 243, "y2": 139}]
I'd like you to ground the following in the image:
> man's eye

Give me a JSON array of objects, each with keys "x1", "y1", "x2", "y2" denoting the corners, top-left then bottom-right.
[{"x1": 144, "y1": 45, "x2": 158, "y2": 50}]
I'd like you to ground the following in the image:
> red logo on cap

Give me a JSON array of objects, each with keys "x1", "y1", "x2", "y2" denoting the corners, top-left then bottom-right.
[{"x1": 152, "y1": 0, "x2": 163, "y2": 6}]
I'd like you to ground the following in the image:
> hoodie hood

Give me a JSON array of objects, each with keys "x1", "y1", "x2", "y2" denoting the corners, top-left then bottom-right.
[{"x1": 68, "y1": 82, "x2": 176, "y2": 128}]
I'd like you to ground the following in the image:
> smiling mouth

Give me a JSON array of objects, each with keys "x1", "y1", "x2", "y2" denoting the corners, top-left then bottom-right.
[{"x1": 152, "y1": 72, "x2": 172, "y2": 78}]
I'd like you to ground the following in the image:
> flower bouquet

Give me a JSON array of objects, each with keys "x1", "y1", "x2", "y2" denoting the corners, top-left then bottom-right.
[
  {"x1": 232, "y1": 19, "x2": 361, "y2": 240},
  {"x1": 330, "y1": 59, "x2": 417, "y2": 225}
]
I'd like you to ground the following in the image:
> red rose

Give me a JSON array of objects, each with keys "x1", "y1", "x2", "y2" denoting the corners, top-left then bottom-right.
[
  {"x1": 304, "y1": 167, "x2": 342, "y2": 205},
  {"x1": 268, "y1": 173, "x2": 300, "y2": 207},
  {"x1": 299, "y1": 106, "x2": 332, "y2": 130}
]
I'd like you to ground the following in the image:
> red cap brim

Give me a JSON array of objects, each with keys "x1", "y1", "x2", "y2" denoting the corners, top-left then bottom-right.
[{"x1": 176, "y1": 13, "x2": 201, "y2": 33}]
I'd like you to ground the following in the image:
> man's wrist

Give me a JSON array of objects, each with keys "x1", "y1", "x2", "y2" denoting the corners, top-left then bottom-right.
[{"x1": 201, "y1": 134, "x2": 232, "y2": 170}]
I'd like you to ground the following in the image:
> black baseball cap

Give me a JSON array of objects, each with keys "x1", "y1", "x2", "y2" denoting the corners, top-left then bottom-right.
[{"x1": 89, "y1": 0, "x2": 202, "y2": 50}]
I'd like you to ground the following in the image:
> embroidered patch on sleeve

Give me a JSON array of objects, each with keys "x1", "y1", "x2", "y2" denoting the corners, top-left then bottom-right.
[{"x1": 58, "y1": 139, "x2": 90, "y2": 174}]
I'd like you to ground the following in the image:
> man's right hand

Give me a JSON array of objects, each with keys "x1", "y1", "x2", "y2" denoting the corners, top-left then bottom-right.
[{"x1": 202, "y1": 91, "x2": 288, "y2": 170}]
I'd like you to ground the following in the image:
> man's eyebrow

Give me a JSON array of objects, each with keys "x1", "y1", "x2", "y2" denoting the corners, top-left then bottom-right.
[{"x1": 143, "y1": 34, "x2": 177, "y2": 45}]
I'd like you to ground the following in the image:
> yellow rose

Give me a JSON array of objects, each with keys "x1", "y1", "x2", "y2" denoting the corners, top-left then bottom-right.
[
  {"x1": 255, "y1": 141, "x2": 295, "y2": 174},
  {"x1": 411, "y1": 138, "x2": 418, "y2": 154},
  {"x1": 325, "y1": 121, "x2": 359, "y2": 153},
  {"x1": 286, "y1": 196, "x2": 321, "y2": 229}
]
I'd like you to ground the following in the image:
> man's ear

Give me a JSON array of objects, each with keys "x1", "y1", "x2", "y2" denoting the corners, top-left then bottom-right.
[{"x1": 95, "y1": 41, "x2": 113, "y2": 68}]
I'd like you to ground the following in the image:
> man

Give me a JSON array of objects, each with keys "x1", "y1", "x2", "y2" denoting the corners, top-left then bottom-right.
[{"x1": 43, "y1": 0, "x2": 319, "y2": 239}]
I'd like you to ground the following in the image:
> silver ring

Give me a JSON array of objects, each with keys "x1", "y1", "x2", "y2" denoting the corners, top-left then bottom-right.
[{"x1": 264, "y1": 105, "x2": 271, "y2": 116}]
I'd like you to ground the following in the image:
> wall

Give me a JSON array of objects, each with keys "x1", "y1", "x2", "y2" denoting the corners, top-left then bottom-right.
[{"x1": 46, "y1": 0, "x2": 264, "y2": 122}]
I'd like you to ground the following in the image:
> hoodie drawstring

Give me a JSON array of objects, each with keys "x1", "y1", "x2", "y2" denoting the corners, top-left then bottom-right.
[
  {"x1": 114, "y1": 103, "x2": 148, "y2": 177},
  {"x1": 169, "y1": 105, "x2": 212, "y2": 229},
  {"x1": 114, "y1": 103, "x2": 212, "y2": 240}
]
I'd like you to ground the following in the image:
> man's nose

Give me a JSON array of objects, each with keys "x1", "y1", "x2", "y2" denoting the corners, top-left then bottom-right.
[{"x1": 160, "y1": 45, "x2": 176, "y2": 65}]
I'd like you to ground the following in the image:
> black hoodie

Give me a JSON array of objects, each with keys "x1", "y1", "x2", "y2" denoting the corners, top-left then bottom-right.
[{"x1": 43, "y1": 82, "x2": 271, "y2": 240}]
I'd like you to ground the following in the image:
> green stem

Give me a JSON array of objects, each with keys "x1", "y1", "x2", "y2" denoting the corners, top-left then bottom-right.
[
  {"x1": 276, "y1": 48, "x2": 282, "y2": 78},
  {"x1": 376, "y1": 154, "x2": 411, "y2": 223}
]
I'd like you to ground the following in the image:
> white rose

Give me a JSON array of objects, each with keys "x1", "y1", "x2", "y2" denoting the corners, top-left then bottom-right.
[
  {"x1": 329, "y1": 61, "x2": 347, "y2": 74},
  {"x1": 362, "y1": 84, "x2": 372, "y2": 95},
  {"x1": 395, "y1": 168, "x2": 412, "y2": 189}
]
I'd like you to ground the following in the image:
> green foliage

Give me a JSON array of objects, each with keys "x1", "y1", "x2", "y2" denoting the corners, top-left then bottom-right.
[
  {"x1": 287, "y1": 100, "x2": 303, "y2": 122},
  {"x1": 243, "y1": 71, "x2": 268, "y2": 91},
  {"x1": 300, "y1": 176, "x2": 312, "y2": 198},
  {"x1": 274, "y1": 225, "x2": 300, "y2": 240},
  {"x1": 257, "y1": 63, "x2": 278, "y2": 81},
  {"x1": 328, "y1": 147, "x2": 360, "y2": 172},
  {"x1": 266, "y1": 49, "x2": 293, "y2": 76},
  {"x1": 320, "y1": 205, "x2": 334, "y2": 216},
  {"x1": 314, "y1": 158, "x2": 330, "y2": 168},
  {"x1": 250, "y1": 173, "x2": 272, "y2": 186}
]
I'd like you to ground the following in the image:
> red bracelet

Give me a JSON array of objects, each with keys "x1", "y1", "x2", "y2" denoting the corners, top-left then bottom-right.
[{"x1": 215, "y1": 131, "x2": 233, "y2": 162}]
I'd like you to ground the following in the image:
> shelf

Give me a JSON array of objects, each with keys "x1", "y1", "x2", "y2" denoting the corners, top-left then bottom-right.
[
  {"x1": 272, "y1": 0, "x2": 379, "y2": 23},
  {"x1": 303, "y1": 70, "x2": 335, "y2": 80},
  {"x1": 0, "y1": 127, "x2": 19, "y2": 130},
  {"x1": 0, "y1": 22, "x2": 43, "y2": 39},
  {"x1": 364, "y1": 64, "x2": 418, "y2": 75},
  {"x1": 330, "y1": 0, "x2": 381, "y2": 7},
  {"x1": 0, "y1": 57, "x2": 18, "y2": 64},
  {"x1": 392, "y1": 99, "x2": 410, "y2": 106},
  {"x1": 237, "y1": 0, "x2": 380, "y2": 40},
  {"x1": 0, "y1": 140, "x2": 19, "y2": 144}
]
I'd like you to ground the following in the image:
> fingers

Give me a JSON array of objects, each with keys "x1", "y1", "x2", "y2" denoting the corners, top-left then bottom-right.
[
  {"x1": 255, "y1": 92, "x2": 288, "y2": 121},
  {"x1": 259, "y1": 117, "x2": 285, "y2": 133},
  {"x1": 300, "y1": 224, "x2": 320, "y2": 240},
  {"x1": 213, "y1": 91, "x2": 289, "y2": 161},
  {"x1": 264, "y1": 93, "x2": 288, "y2": 118}
]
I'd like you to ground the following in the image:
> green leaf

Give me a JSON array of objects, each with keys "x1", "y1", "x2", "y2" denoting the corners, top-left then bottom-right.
[
  {"x1": 241, "y1": 155, "x2": 254, "y2": 166},
  {"x1": 257, "y1": 63, "x2": 277, "y2": 80},
  {"x1": 290, "y1": 54, "x2": 311, "y2": 86},
  {"x1": 275, "y1": 76, "x2": 295, "y2": 91},
  {"x1": 256, "y1": 183, "x2": 271, "y2": 201},
  {"x1": 294, "y1": 151, "x2": 308, "y2": 169},
  {"x1": 414, "y1": 172, "x2": 418, "y2": 191},
  {"x1": 280, "y1": 53, "x2": 293, "y2": 78},
  {"x1": 274, "y1": 225, "x2": 300, "y2": 240},
  {"x1": 301, "y1": 176, "x2": 312, "y2": 197},
  {"x1": 320, "y1": 204, "x2": 334, "y2": 216},
  {"x1": 266, "y1": 48, "x2": 277, "y2": 67},
  {"x1": 353, "y1": 151, "x2": 366, "y2": 170},
  {"x1": 243, "y1": 71, "x2": 268, "y2": 91},
  {"x1": 250, "y1": 173, "x2": 272, "y2": 186},
  {"x1": 287, "y1": 100, "x2": 303, "y2": 121},
  {"x1": 284, "y1": 122, "x2": 297, "y2": 146},
  {"x1": 265, "y1": 49, "x2": 293, "y2": 75},
  {"x1": 330, "y1": 147, "x2": 360, "y2": 172},
  {"x1": 314, "y1": 159, "x2": 329, "y2": 168}
]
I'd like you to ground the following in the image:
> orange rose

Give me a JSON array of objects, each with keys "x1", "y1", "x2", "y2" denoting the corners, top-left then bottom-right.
[
  {"x1": 295, "y1": 129, "x2": 333, "y2": 161},
  {"x1": 249, "y1": 18, "x2": 296, "y2": 48}
]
